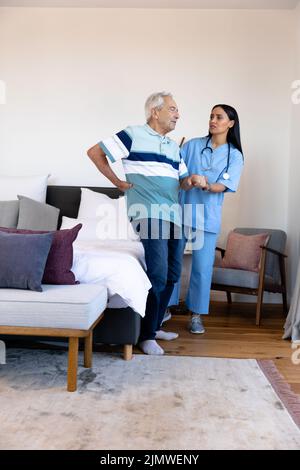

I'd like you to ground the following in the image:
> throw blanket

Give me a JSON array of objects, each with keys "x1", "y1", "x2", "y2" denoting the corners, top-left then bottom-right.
[{"x1": 71, "y1": 240, "x2": 151, "y2": 317}]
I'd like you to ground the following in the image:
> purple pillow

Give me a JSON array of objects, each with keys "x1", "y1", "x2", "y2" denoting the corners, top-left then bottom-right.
[{"x1": 0, "y1": 224, "x2": 82, "y2": 285}]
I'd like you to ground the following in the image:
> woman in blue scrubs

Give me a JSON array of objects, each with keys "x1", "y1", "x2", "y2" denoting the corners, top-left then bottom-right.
[{"x1": 169, "y1": 104, "x2": 244, "y2": 334}]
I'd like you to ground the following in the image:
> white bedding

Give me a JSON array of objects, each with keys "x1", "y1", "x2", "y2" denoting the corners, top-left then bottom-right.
[{"x1": 72, "y1": 240, "x2": 151, "y2": 317}]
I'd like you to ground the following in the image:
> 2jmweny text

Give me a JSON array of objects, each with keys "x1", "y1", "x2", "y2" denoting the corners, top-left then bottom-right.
[{"x1": 99, "y1": 454, "x2": 199, "y2": 467}]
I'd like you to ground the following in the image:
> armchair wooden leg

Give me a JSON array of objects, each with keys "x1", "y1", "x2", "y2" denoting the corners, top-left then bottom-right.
[
  {"x1": 255, "y1": 303, "x2": 262, "y2": 326},
  {"x1": 67, "y1": 337, "x2": 79, "y2": 392},
  {"x1": 124, "y1": 344, "x2": 133, "y2": 361},
  {"x1": 256, "y1": 248, "x2": 267, "y2": 327},
  {"x1": 282, "y1": 291, "x2": 288, "y2": 316},
  {"x1": 256, "y1": 290, "x2": 264, "y2": 326},
  {"x1": 226, "y1": 292, "x2": 232, "y2": 304},
  {"x1": 84, "y1": 331, "x2": 93, "y2": 369}
]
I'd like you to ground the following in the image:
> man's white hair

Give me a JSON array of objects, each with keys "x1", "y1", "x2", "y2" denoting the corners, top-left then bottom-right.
[{"x1": 145, "y1": 91, "x2": 173, "y2": 122}]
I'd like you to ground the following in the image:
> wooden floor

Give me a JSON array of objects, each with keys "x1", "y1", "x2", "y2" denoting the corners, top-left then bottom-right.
[{"x1": 152, "y1": 302, "x2": 300, "y2": 396}]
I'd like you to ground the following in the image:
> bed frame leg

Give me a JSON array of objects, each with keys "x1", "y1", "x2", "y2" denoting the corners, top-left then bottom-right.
[
  {"x1": 124, "y1": 344, "x2": 133, "y2": 361},
  {"x1": 84, "y1": 330, "x2": 93, "y2": 368}
]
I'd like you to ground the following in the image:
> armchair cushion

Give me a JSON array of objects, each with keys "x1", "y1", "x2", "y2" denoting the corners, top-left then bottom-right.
[
  {"x1": 233, "y1": 228, "x2": 286, "y2": 284},
  {"x1": 220, "y1": 231, "x2": 269, "y2": 273},
  {"x1": 213, "y1": 267, "x2": 259, "y2": 288},
  {"x1": 213, "y1": 267, "x2": 275, "y2": 289}
]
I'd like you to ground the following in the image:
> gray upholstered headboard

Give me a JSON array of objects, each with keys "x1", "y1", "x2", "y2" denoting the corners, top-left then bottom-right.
[{"x1": 46, "y1": 186, "x2": 122, "y2": 223}]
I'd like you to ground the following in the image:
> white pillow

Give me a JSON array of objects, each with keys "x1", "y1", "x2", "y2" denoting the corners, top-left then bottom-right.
[
  {"x1": 78, "y1": 188, "x2": 113, "y2": 219},
  {"x1": 61, "y1": 217, "x2": 99, "y2": 241},
  {"x1": 0, "y1": 175, "x2": 49, "y2": 202},
  {"x1": 77, "y1": 188, "x2": 138, "y2": 241},
  {"x1": 61, "y1": 214, "x2": 138, "y2": 242}
]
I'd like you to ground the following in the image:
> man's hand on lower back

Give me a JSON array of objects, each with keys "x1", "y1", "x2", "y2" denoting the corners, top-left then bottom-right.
[{"x1": 117, "y1": 181, "x2": 133, "y2": 192}]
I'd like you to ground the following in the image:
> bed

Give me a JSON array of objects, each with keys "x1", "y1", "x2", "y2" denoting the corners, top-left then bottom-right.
[{"x1": 46, "y1": 185, "x2": 151, "y2": 360}]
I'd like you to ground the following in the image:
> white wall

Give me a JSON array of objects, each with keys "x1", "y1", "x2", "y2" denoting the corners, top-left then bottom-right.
[
  {"x1": 0, "y1": 7, "x2": 296, "y2": 298},
  {"x1": 287, "y1": 2, "x2": 300, "y2": 294}
]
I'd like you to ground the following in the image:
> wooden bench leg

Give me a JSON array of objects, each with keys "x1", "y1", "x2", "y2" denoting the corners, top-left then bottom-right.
[
  {"x1": 124, "y1": 344, "x2": 133, "y2": 361},
  {"x1": 84, "y1": 330, "x2": 93, "y2": 369},
  {"x1": 67, "y1": 337, "x2": 79, "y2": 392}
]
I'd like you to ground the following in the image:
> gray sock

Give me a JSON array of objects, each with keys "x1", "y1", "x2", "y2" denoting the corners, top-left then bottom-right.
[
  {"x1": 155, "y1": 330, "x2": 179, "y2": 341},
  {"x1": 139, "y1": 340, "x2": 164, "y2": 355}
]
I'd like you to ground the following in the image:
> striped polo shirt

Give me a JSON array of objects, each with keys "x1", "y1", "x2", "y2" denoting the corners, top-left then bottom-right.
[{"x1": 98, "y1": 124, "x2": 188, "y2": 226}]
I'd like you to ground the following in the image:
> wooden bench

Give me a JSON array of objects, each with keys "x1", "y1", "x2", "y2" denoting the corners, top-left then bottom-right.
[{"x1": 0, "y1": 283, "x2": 107, "y2": 392}]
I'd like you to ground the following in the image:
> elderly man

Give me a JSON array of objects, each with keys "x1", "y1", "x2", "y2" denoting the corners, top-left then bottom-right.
[{"x1": 87, "y1": 91, "x2": 193, "y2": 355}]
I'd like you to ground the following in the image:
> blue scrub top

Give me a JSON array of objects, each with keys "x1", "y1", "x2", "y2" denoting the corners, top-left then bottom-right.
[{"x1": 180, "y1": 136, "x2": 244, "y2": 234}]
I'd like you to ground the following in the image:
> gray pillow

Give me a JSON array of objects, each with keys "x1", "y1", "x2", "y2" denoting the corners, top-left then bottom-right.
[
  {"x1": 0, "y1": 231, "x2": 54, "y2": 292},
  {"x1": 0, "y1": 200, "x2": 19, "y2": 228},
  {"x1": 17, "y1": 195, "x2": 60, "y2": 231}
]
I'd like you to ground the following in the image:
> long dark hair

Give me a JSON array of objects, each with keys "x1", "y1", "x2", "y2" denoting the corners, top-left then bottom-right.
[{"x1": 209, "y1": 104, "x2": 243, "y2": 156}]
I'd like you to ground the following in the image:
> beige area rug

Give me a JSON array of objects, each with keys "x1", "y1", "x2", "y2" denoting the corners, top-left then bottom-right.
[{"x1": 0, "y1": 349, "x2": 300, "y2": 450}]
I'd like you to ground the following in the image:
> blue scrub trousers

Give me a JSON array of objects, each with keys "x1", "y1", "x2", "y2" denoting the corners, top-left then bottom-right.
[
  {"x1": 169, "y1": 230, "x2": 218, "y2": 315},
  {"x1": 135, "y1": 219, "x2": 183, "y2": 341}
]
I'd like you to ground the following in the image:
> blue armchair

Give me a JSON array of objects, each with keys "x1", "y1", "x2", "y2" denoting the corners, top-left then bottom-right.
[{"x1": 211, "y1": 228, "x2": 288, "y2": 326}]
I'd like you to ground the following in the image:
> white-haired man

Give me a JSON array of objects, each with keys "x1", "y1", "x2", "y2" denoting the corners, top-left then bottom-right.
[{"x1": 87, "y1": 92, "x2": 195, "y2": 355}]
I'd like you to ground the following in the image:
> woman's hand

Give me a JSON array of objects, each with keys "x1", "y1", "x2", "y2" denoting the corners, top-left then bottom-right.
[{"x1": 190, "y1": 174, "x2": 208, "y2": 189}]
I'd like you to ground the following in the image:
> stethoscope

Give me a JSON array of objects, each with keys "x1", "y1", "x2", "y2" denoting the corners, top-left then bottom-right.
[{"x1": 200, "y1": 136, "x2": 231, "y2": 180}]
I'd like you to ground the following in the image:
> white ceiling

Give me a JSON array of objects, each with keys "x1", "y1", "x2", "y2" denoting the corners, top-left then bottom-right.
[{"x1": 0, "y1": 0, "x2": 299, "y2": 9}]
